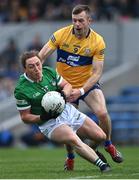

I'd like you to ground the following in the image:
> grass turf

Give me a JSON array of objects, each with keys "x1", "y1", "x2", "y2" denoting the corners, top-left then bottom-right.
[{"x1": 0, "y1": 146, "x2": 139, "y2": 179}]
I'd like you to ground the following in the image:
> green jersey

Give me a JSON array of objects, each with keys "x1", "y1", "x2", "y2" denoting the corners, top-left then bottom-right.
[{"x1": 14, "y1": 66, "x2": 62, "y2": 115}]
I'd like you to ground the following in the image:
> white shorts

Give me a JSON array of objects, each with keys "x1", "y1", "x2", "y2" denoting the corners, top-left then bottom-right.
[{"x1": 38, "y1": 103, "x2": 86, "y2": 139}]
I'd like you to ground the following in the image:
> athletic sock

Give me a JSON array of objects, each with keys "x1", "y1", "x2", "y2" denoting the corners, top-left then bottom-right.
[
  {"x1": 67, "y1": 153, "x2": 75, "y2": 159},
  {"x1": 104, "y1": 140, "x2": 112, "y2": 147},
  {"x1": 94, "y1": 158, "x2": 106, "y2": 168}
]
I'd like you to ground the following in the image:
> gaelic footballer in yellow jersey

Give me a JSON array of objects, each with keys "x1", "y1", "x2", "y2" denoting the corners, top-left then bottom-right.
[
  {"x1": 39, "y1": 4, "x2": 123, "y2": 166},
  {"x1": 47, "y1": 25, "x2": 105, "y2": 88}
]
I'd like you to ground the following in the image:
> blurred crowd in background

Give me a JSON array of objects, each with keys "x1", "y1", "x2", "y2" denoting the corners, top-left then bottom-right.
[
  {"x1": 0, "y1": 39, "x2": 20, "y2": 101},
  {"x1": 1, "y1": 0, "x2": 139, "y2": 101},
  {"x1": 0, "y1": 34, "x2": 43, "y2": 101},
  {"x1": 0, "y1": 0, "x2": 139, "y2": 23}
]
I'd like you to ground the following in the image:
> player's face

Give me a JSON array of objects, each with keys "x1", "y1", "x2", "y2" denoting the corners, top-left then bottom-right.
[
  {"x1": 25, "y1": 56, "x2": 42, "y2": 82},
  {"x1": 72, "y1": 11, "x2": 91, "y2": 38}
]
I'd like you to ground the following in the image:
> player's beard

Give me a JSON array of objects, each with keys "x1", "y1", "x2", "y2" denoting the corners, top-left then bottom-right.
[{"x1": 75, "y1": 28, "x2": 87, "y2": 38}]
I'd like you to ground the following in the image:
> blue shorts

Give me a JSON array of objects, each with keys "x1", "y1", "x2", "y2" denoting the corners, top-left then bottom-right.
[{"x1": 73, "y1": 82, "x2": 101, "y2": 105}]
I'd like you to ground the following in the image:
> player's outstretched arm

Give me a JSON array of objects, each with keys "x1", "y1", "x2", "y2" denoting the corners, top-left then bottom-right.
[
  {"x1": 38, "y1": 42, "x2": 55, "y2": 64},
  {"x1": 59, "y1": 79, "x2": 72, "y2": 100}
]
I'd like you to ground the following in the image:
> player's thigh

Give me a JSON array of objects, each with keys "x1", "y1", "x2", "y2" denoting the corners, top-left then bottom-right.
[
  {"x1": 77, "y1": 117, "x2": 106, "y2": 141},
  {"x1": 84, "y1": 89, "x2": 108, "y2": 114},
  {"x1": 51, "y1": 124, "x2": 79, "y2": 144}
]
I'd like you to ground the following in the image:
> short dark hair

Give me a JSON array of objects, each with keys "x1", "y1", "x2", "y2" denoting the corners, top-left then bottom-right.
[
  {"x1": 72, "y1": 4, "x2": 91, "y2": 17},
  {"x1": 20, "y1": 50, "x2": 40, "y2": 68}
]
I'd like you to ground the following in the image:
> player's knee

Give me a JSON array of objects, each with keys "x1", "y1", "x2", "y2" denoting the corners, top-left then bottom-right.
[
  {"x1": 96, "y1": 129, "x2": 106, "y2": 142},
  {"x1": 96, "y1": 110, "x2": 109, "y2": 121},
  {"x1": 99, "y1": 131, "x2": 106, "y2": 141},
  {"x1": 66, "y1": 134, "x2": 79, "y2": 146}
]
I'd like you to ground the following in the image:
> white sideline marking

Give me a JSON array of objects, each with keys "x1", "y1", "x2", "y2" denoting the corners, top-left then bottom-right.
[
  {"x1": 71, "y1": 172, "x2": 139, "y2": 179},
  {"x1": 70, "y1": 176, "x2": 99, "y2": 179}
]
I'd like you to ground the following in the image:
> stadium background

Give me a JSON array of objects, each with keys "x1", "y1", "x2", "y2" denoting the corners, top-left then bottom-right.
[{"x1": 0, "y1": 1, "x2": 139, "y2": 177}]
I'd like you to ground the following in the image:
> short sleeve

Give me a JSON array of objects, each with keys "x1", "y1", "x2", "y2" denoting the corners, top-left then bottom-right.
[
  {"x1": 56, "y1": 71, "x2": 63, "y2": 85},
  {"x1": 14, "y1": 90, "x2": 31, "y2": 110},
  {"x1": 47, "y1": 29, "x2": 63, "y2": 50},
  {"x1": 93, "y1": 37, "x2": 106, "y2": 62}
]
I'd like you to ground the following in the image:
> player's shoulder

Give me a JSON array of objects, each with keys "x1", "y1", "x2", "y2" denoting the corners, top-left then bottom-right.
[
  {"x1": 43, "y1": 66, "x2": 56, "y2": 75},
  {"x1": 43, "y1": 65, "x2": 55, "y2": 72},
  {"x1": 43, "y1": 66, "x2": 58, "y2": 80},
  {"x1": 14, "y1": 74, "x2": 27, "y2": 93},
  {"x1": 90, "y1": 28, "x2": 104, "y2": 41}
]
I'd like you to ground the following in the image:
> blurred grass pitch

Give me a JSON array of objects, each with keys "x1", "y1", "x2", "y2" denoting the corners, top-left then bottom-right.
[{"x1": 0, "y1": 146, "x2": 139, "y2": 179}]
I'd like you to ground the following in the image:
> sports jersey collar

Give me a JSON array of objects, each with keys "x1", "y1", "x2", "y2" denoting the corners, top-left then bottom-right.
[
  {"x1": 24, "y1": 73, "x2": 34, "y2": 83},
  {"x1": 23, "y1": 73, "x2": 43, "y2": 83},
  {"x1": 72, "y1": 27, "x2": 91, "y2": 38}
]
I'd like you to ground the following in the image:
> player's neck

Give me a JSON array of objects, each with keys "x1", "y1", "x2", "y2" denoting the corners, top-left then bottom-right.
[
  {"x1": 35, "y1": 76, "x2": 43, "y2": 83},
  {"x1": 75, "y1": 28, "x2": 90, "y2": 39},
  {"x1": 25, "y1": 73, "x2": 42, "y2": 83}
]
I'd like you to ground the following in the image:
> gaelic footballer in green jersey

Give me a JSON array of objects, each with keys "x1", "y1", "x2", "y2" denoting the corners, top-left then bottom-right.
[
  {"x1": 14, "y1": 50, "x2": 72, "y2": 125},
  {"x1": 14, "y1": 50, "x2": 110, "y2": 173},
  {"x1": 14, "y1": 66, "x2": 62, "y2": 115}
]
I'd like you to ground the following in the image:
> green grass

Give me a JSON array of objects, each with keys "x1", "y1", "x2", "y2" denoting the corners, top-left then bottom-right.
[{"x1": 0, "y1": 146, "x2": 139, "y2": 179}]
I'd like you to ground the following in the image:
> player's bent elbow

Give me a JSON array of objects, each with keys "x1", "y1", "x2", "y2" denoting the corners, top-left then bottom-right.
[
  {"x1": 20, "y1": 115, "x2": 31, "y2": 124},
  {"x1": 22, "y1": 118, "x2": 30, "y2": 124}
]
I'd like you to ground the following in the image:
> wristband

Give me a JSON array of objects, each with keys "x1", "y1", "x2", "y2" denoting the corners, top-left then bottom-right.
[{"x1": 79, "y1": 88, "x2": 85, "y2": 96}]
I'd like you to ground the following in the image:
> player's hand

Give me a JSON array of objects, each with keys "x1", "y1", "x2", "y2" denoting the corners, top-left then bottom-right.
[
  {"x1": 40, "y1": 107, "x2": 52, "y2": 122},
  {"x1": 57, "y1": 89, "x2": 67, "y2": 102},
  {"x1": 60, "y1": 90, "x2": 67, "y2": 102},
  {"x1": 40, "y1": 107, "x2": 60, "y2": 122},
  {"x1": 68, "y1": 89, "x2": 81, "y2": 102}
]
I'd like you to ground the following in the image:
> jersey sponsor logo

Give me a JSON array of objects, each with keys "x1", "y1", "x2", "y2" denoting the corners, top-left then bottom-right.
[
  {"x1": 33, "y1": 92, "x2": 41, "y2": 98},
  {"x1": 62, "y1": 43, "x2": 69, "y2": 48},
  {"x1": 57, "y1": 49, "x2": 92, "y2": 66},
  {"x1": 59, "y1": 57, "x2": 66, "y2": 63},
  {"x1": 16, "y1": 99, "x2": 28, "y2": 105},
  {"x1": 67, "y1": 55, "x2": 80, "y2": 66},
  {"x1": 67, "y1": 55, "x2": 80, "y2": 62}
]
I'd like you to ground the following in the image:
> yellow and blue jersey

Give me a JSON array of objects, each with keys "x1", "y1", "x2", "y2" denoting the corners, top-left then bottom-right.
[{"x1": 48, "y1": 25, "x2": 106, "y2": 88}]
